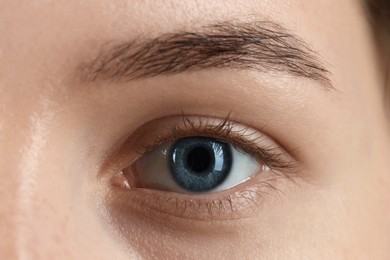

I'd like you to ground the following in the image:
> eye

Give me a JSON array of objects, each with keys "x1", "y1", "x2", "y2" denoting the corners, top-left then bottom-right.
[
  {"x1": 108, "y1": 115, "x2": 298, "y2": 220},
  {"x1": 128, "y1": 136, "x2": 261, "y2": 193}
]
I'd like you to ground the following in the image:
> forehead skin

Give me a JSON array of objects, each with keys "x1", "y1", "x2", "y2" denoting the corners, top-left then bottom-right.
[{"x1": 0, "y1": 0, "x2": 390, "y2": 259}]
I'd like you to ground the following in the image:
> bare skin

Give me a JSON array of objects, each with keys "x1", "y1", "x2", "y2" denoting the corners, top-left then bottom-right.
[{"x1": 0, "y1": 0, "x2": 389, "y2": 259}]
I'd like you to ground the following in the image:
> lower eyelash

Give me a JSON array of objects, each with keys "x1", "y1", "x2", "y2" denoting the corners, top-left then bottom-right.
[{"x1": 110, "y1": 173, "x2": 289, "y2": 221}]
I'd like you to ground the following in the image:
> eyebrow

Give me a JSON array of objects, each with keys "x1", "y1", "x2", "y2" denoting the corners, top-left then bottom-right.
[{"x1": 79, "y1": 20, "x2": 332, "y2": 88}]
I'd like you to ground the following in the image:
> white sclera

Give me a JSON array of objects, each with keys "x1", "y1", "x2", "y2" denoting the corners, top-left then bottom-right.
[{"x1": 138, "y1": 142, "x2": 261, "y2": 193}]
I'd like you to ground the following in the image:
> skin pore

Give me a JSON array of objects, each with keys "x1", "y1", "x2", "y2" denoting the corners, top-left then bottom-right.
[{"x1": 0, "y1": 0, "x2": 389, "y2": 259}]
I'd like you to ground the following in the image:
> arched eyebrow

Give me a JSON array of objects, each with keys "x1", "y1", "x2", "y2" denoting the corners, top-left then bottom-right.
[{"x1": 78, "y1": 20, "x2": 332, "y2": 88}]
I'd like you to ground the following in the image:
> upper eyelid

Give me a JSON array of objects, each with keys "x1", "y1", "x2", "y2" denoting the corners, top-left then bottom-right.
[
  {"x1": 97, "y1": 113, "x2": 301, "y2": 185},
  {"x1": 132, "y1": 115, "x2": 299, "y2": 173}
]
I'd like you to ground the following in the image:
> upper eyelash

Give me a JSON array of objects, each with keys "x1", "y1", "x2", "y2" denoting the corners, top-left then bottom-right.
[{"x1": 138, "y1": 114, "x2": 298, "y2": 173}]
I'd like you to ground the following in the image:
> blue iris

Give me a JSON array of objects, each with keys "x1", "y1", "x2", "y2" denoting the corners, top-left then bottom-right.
[{"x1": 168, "y1": 137, "x2": 232, "y2": 192}]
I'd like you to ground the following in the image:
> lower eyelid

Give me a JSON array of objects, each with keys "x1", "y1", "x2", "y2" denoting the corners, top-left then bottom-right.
[{"x1": 109, "y1": 173, "x2": 291, "y2": 222}]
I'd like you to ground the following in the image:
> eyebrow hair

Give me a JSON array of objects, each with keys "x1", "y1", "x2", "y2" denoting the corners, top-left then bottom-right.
[{"x1": 79, "y1": 20, "x2": 332, "y2": 88}]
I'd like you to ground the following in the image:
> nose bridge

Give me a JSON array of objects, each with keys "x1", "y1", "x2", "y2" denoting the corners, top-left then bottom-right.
[{"x1": 0, "y1": 102, "x2": 62, "y2": 259}]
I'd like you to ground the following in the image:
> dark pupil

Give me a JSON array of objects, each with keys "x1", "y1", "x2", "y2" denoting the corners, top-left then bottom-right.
[
  {"x1": 169, "y1": 137, "x2": 233, "y2": 192},
  {"x1": 186, "y1": 147, "x2": 211, "y2": 173}
]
